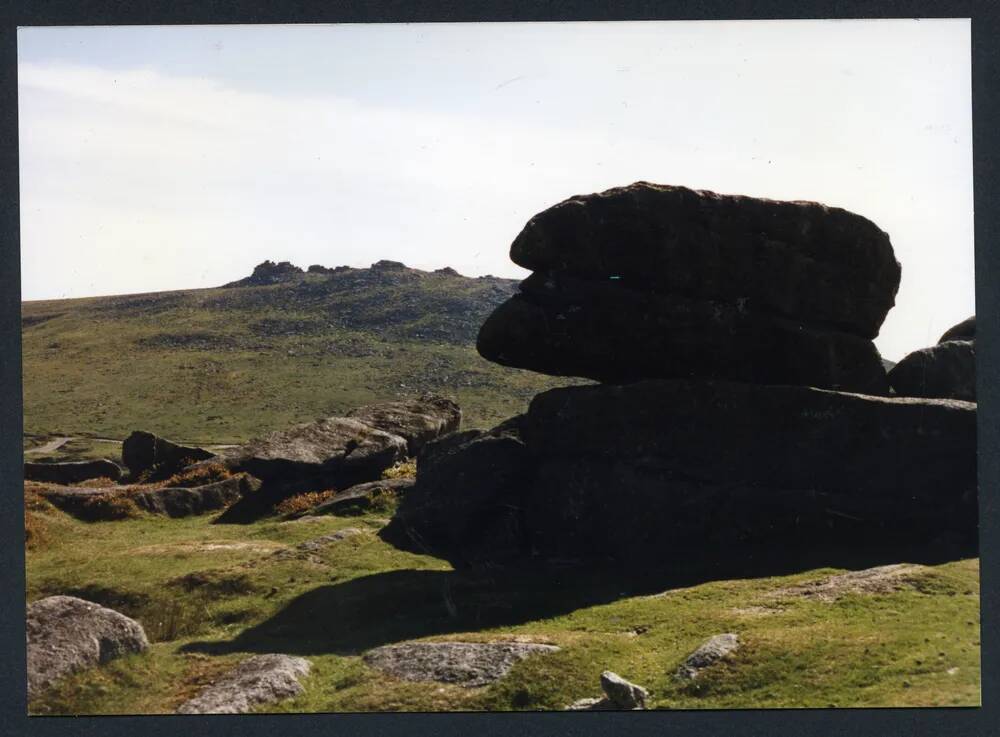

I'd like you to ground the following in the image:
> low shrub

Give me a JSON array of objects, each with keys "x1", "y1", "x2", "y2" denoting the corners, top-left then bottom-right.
[
  {"x1": 164, "y1": 462, "x2": 233, "y2": 488},
  {"x1": 381, "y1": 458, "x2": 417, "y2": 480},
  {"x1": 275, "y1": 490, "x2": 335, "y2": 516},
  {"x1": 78, "y1": 492, "x2": 142, "y2": 521}
]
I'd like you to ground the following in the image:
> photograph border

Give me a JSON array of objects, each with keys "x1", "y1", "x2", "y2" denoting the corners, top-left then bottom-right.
[{"x1": 1, "y1": 2, "x2": 996, "y2": 736}]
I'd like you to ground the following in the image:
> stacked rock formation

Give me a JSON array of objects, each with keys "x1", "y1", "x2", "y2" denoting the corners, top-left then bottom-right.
[
  {"x1": 382, "y1": 183, "x2": 977, "y2": 568},
  {"x1": 477, "y1": 182, "x2": 899, "y2": 394}
]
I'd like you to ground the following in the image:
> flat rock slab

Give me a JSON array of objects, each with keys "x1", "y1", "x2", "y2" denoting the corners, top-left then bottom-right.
[
  {"x1": 304, "y1": 477, "x2": 415, "y2": 517},
  {"x1": 676, "y1": 633, "x2": 741, "y2": 679},
  {"x1": 363, "y1": 641, "x2": 560, "y2": 687},
  {"x1": 27, "y1": 595, "x2": 149, "y2": 699},
  {"x1": 769, "y1": 564, "x2": 925, "y2": 603},
  {"x1": 347, "y1": 395, "x2": 462, "y2": 455},
  {"x1": 24, "y1": 459, "x2": 123, "y2": 484},
  {"x1": 508, "y1": 181, "x2": 900, "y2": 338},
  {"x1": 175, "y1": 654, "x2": 311, "y2": 714}
]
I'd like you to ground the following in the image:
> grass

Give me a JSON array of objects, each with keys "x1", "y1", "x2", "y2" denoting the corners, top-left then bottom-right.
[
  {"x1": 25, "y1": 498, "x2": 981, "y2": 714},
  {"x1": 22, "y1": 268, "x2": 587, "y2": 444}
]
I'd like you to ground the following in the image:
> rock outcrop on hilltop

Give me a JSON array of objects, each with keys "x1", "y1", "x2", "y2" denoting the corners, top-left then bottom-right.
[
  {"x1": 224, "y1": 260, "x2": 305, "y2": 287},
  {"x1": 478, "y1": 182, "x2": 898, "y2": 393},
  {"x1": 382, "y1": 183, "x2": 977, "y2": 568},
  {"x1": 889, "y1": 316, "x2": 977, "y2": 401}
]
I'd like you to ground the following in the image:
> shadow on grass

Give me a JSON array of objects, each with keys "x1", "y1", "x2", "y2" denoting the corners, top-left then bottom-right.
[{"x1": 181, "y1": 535, "x2": 974, "y2": 658}]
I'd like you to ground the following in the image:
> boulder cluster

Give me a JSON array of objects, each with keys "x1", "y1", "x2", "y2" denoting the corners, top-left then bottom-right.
[{"x1": 383, "y1": 183, "x2": 978, "y2": 567}]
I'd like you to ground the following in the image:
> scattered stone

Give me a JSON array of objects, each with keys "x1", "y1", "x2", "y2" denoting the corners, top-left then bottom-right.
[
  {"x1": 215, "y1": 417, "x2": 407, "y2": 522},
  {"x1": 38, "y1": 474, "x2": 259, "y2": 520},
  {"x1": 676, "y1": 634, "x2": 741, "y2": 679},
  {"x1": 600, "y1": 670, "x2": 649, "y2": 708},
  {"x1": 346, "y1": 395, "x2": 462, "y2": 455},
  {"x1": 27, "y1": 595, "x2": 149, "y2": 699},
  {"x1": 768, "y1": 564, "x2": 926, "y2": 603},
  {"x1": 121, "y1": 431, "x2": 213, "y2": 477},
  {"x1": 362, "y1": 641, "x2": 559, "y2": 687},
  {"x1": 506, "y1": 182, "x2": 900, "y2": 338},
  {"x1": 24, "y1": 459, "x2": 123, "y2": 484},
  {"x1": 303, "y1": 477, "x2": 415, "y2": 517},
  {"x1": 888, "y1": 340, "x2": 975, "y2": 401},
  {"x1": 175, "y1": 654, "x2": 311, "y2": 714},
  {"x1": 131, "y1": 474, "x2": 261, "y2": 517},
  {"x1": 939, "y1": 316, "x2": 975, "y2": 343}
]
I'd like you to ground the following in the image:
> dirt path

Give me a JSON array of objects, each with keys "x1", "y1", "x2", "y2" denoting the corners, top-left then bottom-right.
[{"x1": 24, "y1": 437, "x2": 71, "y2": 455}]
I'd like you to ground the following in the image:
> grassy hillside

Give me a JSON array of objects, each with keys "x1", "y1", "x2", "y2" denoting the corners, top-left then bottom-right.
[
  {"x1": 25, "y1": 494, "x2": 980, "y2": 714},
  {"x1": 21, "y1": 262, "x2": 585, "y2": 443}
]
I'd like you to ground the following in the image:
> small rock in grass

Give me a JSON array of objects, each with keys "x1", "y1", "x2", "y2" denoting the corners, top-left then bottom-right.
[
  {"x1": 600, "y1": 670, "x2": 649, "y2": 709},
  {"x1": 175, "y1": 654, "x2": 311, "y2": 714},
  {"x1": 675, "y1": 633, "x2": 741, "y2": 679}
]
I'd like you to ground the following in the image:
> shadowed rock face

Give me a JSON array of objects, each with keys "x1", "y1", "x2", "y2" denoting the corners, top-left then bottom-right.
[
  {"x1": 24, "y1": 459, "x2": 123, "y2": 484},
  {"x1": 121, "y1": 431, "x2": 213, "y2": 478},
  {"x1": 27, "y1": 596, "x2": 149, "y2": 699},
  {"x1": 383, "y1": 380, "x2": 977, "y2": 567},
  {"x1": 888, "y1": 340, "x2": 976, "y2": 402},
  {"x1": 508, "y1": 182, "x2": 900, "y2": 338},
  {"x1": 939, "y1": 316, "x2": 975, "y2": 343},
  {"x1": 478, "y1": 271, "x2": 889, "y2": 393}
]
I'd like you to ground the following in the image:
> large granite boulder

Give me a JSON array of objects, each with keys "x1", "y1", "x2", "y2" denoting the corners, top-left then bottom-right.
[
  {"x1": 508, "y1": 182, "x2": 900, "y2": 338},
  {"x1": 121, "y1": 431, "x2": 213, "y2": 478},
  {"x1": 346, "y1": 395, "x2": 462, "y2": 455},
  {"x1": 24, "y1": 459, "x2": 123, "y2": 484},
  {"x1": 478, "y1": 271, "x2": 889, "y2": 393},
  {"x1": 939, "y1": 315, "x2": 975, "y2": 343},
  {"x1": 888, "y1": 340, "x2": 976, "y2": 402},
  {"x1": 383, "y1": 380, "x2": 977, "y2": 566},
  {"x1": 27, "y1": 596, "x2": 149, "y2": 699}
]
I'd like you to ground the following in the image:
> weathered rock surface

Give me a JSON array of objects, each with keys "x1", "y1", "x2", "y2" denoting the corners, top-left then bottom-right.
[
  {"x1": 346, "y1": 395, "x2": 462, "y2": 455},
  {"x1": 508, "y1": 182, "x2": 900, "y2": 338},
  {"x1": 676, "y1": 634, "x2": 741, "y2": 679},
  {"x1": 600, "y1": 670, "x2": 649, "y2": 708},
  {"x1": 362, "y1": 641, "x2": 559, "y2": 687},
  {"x1": 220, "y1": 417, "x2": 406, "y2": 486},
  {"x1": 383, "y1": 380, "x2": 977, "y2": 566},
  {"x1": 24, "y1": 459, "x2": 123, "y2": 484},
  {"x1": 939, "y1": 316, "x2": 975, "y2": 343},
  {"x1": 38, "y1": 474, "x2": 258, "y2": 520},
  {"x1": 566, "y1": 671, "x2": 650, "y2": 710},
  {"x1": 131, "y1": 474, "x2": 260, "y2": 517},
  {"x1": 888, "y1": 340, "x2": 976, "y2": 401},
  {"x1": 27, "y1": 595, "x2": 149, "y2": 699},
  {"x1": 121, "y1": 431, "x2": 213, "y2": 477},
  {"x1": 478, "y1": 271, "x2": 889, "y2": 393},
  {"x1": 175, "y1": 654, "x2": 311, "y2": 714},
  {"x1": 303, "y1": 477, "x2": 415, "y2": 517}
]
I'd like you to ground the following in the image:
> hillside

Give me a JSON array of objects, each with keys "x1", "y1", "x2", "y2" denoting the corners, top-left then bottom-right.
[{"x1": 21, "y1": 260, "x2": 585, "y2": 444}]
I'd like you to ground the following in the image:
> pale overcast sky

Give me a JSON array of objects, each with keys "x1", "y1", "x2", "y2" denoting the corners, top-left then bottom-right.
[{"x1": 18, "y1": 20, "x2": 972, "y2": 360}]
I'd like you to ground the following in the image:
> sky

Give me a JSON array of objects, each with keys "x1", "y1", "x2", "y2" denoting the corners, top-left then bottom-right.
[{"x1": 17, "y1": 20, "x2": 973, "y2": 361}]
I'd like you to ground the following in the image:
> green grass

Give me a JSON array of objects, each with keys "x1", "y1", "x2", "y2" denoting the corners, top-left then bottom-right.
[
  {"x1": 22, "y1": 269, "x2": 586, "y2": 443},
  {"x1": 26, "y1": 500, "x2": 981, "y2": 714}
]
